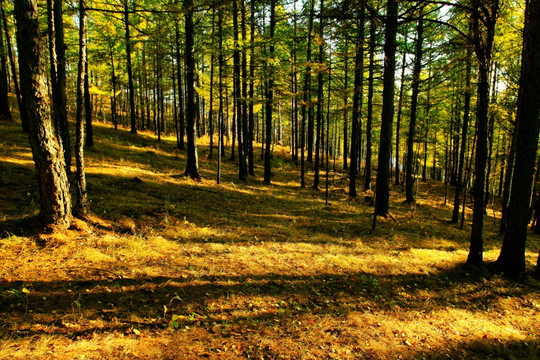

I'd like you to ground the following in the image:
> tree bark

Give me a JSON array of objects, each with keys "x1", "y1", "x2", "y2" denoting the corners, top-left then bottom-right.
[
  {"x1": 124, "y1": 0, "x2": 136, "y2": 134},
  {"x1": 184, "y1": 0, "x2": 201, "y2": 179},
  {"x1": 405, "y1": 16, "x2": 424, "y2": 203},
  {"x1": 468, "y1": 0, "x2": 499, "y2": 266},
  {"x1": 375, "y1": 0, "x2": 398, "y2": 216},
  {"x1": 364, "y1": 14, "x2": 376, "y2": 191},
  {"x1": 264, "y1": 0, "x2": 276, "y2": 184},
  {"x1": 0, "y1": 4, "x2": 11, "y2": 120},
  {"x1": 74, "y1": 0, "x2": 88, "y2": 217},
  {"x1": 496, "y1": 0, "x2": 540, "y2": 277},
  {"x1": 14, "y1": 0, "x2": 71, "y2": 228}
]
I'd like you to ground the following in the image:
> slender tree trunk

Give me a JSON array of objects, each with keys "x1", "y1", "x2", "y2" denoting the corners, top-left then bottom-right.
[
  {"x1": 1, "y1": 0, "x2": 28, "y2": 131},
  {"x1": 374, "y1": 0, "x2": 398, "y2": 216},
  {"x1": 217, "y1": 4, "x2": 224, "y2": 183},
  {"x1": 233, "y1": 0, "x2": 245, "y2": 180},
  {"x1": 468, "y1": 0, "x2": 499, "y2": 266},
  {"x1": 405, "y1": 16, "x2": 424, "y2": 203},
  {"x1": 452, "y1": 42, "x2": 472, "y2": 223},
  {"x1": 349, "y1": 3, "x2": 365, "y2": 198},
  {"x1": 0, "y1": 2, "x2": 11, "y2": 120},
  {"x1": 484, "y1": 66, "x2": 497, "y2": 208},
  {"x1": 73, "y1": 0, "x2": 88, "y2": 217},
  {"x1": 241, "y1": 0, "x2": 249, "y2": 176},
  {"x1": 0, "y1": 1, "x2": 9, "y2": 119},
  {"x1": 184, "y1": 0, "x2": 200, "y2": 179},
  {"x1": 84, "y1": 50, "x2": 93, "y2": 147},
  {"x1": 364, "y1": 14, "x2": 376, "y2": 191},
  {"x1": 394, "y1": 29, "x2": 407, "y2": 186},
  {"x1": 14, "y1": 0, "x2": 71, "y2": 228},
  {"x1": 264, "y1": 0, "x2": 276, "y2": 184},
  {"x1": 301, "y1": 0, "x2": 315, "y2": 187},
  {"x1": 248, "y1": 0, "x2": 256, "y2": 175},
  {"x1": 174, "y1": 5, "x2": 185, "y2": 150},
  {"x1": 313, "y1": 0, "x2": 325, "y2": 190},
  {"x1": 497, "y1": 0, "x2": 540, "y2": 277},
  {"x1": 342, "y1": 38, "x2": 349, "y2": 171},
  {"x1": 124, "y1": 0, "x2": 136, "y2": 134}
]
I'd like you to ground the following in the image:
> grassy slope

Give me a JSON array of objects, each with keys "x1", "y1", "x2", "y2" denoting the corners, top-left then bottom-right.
[{"x1": 0, "y1": 117, "x2": 539, "y2": 360}]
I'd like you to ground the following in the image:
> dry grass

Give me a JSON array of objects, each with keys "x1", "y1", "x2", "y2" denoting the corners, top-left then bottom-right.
[{"x1": 1, "y1": 117, "x2": 539, "y2": 360}]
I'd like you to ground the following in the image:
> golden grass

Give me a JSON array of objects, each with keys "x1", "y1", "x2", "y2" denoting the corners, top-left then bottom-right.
[{"x1": 1, "y1": 118, "x2": 539, "y2": 359}]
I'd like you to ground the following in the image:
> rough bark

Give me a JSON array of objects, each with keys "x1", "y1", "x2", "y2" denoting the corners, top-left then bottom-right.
[{"x1": 14, "y1": 0, "x2": 71, "y2": 228}]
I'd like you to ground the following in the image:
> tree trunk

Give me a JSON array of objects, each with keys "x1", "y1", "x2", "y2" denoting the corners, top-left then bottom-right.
[
  {"x1": 264, "y1": 0, "x2": 276, "y2": 184},
  {"x1": 349, "y1": 3, "x2": 365, "y2": 198},
  {"x1": 394, "y1": 29, "x2": 407, "y2": 186},
  {"x1": 184, "y1": 0, "x2": 201, "y2": 179},
  {"x1": 375, "y1": 0, "x2": 398, "y2": 216},
  {"x1": 405, "y1": 16, "x2": 424, "y2": 203},
  {"x1": 14, "y1": 0, "x2": 71, "y2": 228},
  {"x1": 124, "y1": 0, "x2": 136, "y2": 134},
  {"x1": 174, "y1": 4, "x2": 185, "y2": 150},
  {"x1": 452, "y1": 41, "x2": 472, "y2": 223},
  {"x1": 496, "y1": 0, "x2": 540, "y2": 277},
  {"x1": 0, "y1": 3, "x2": 11, "y2": 120},
  {"x1": 468, "y1": 0, "x2": 499, "y2": 266},
  {"x1": 84, "y1": 50, "x2": 93, "y2": 147},
  {"x1": 364, "y1": 14, "x2": 376, "y2": 191},
  {"x1": 313, "y1": 0, "x2": 325, "y2": 190}
]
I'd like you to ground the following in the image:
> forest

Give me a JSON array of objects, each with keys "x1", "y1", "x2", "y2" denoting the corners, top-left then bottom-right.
[{"x1": 0, "y1": 0, "x2": 540, "y2": 358}]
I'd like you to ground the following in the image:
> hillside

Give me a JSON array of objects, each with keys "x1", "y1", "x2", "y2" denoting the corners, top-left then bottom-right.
[{"x1": 1, "y1": 118, "x2": 539, "y2": 359}]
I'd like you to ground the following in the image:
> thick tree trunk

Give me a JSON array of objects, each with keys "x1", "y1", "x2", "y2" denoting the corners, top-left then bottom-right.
[
  {"x1": 496, "y1": 0, "x2": 540, "y2": 277},
  {"x1": 375, "y1": 0, "x2": 398, "y2": 216},
  {"x1": 14, "y1": 0, "x2": 71, "y2": 228},
  {"x1": 184, "y1": 0, "x2": 200, "y2": 179}
]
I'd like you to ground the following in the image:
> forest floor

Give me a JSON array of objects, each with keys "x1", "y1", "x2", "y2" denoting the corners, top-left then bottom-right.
[{"x1": 1, "y1": 116, "x2": 539, "y2": 360}]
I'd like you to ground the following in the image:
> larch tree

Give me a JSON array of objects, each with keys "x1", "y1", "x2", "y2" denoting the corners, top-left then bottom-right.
[
  {"x1": 374, "y1": 0, "x2": 398, "y2": 216},
  {"x1": 496, "y1": 0, "x2": 540, "y2": 277},
  {"x1": 14, "y1": 0, "x2": 72, "y2": 229}
]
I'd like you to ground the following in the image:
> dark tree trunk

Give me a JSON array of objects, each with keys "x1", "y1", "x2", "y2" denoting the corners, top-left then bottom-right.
[
  {"x1": 405, "y1": 16, "x2": 424, "y2": 203},
  {"x1": 233, "y1": 0, "x2": 246, "y2": 180},
  {"x1": 74, "y1": 0, "x2": 88, "y2": 217},
  {"x1": 241, "y1": 0, "x2": 249, "y2": 176},
  {"x1": 0, "y1": 4, "x2": 11, "y2": 120},
  {"x1": 1, "y1": 0, "x2": 28, "y2": 132},
  {"x1": 14, "y1": 0, "x2": 71, "y2": 228},
  {"x1": 184, "y1": 0, "x2": 200, "y2": 179},
  {"x1": 375, "y1": 0, "x2": 398, "y2": 216},
  {"x1": 217, "y1": 4, "x2": 224, "y2": 183},
  {"x1": 342, "y1": 38, "x2": 349, "y2": 171},
  {"x1": 468, "y1": 0, "x2": 499, "y2": 266},
  {"x1": 452, "y1": 42, "x2": 472, "y2": 223},
  {"x1": 264, "y1": 0, "x2": 276, "y2": 184},
  {"x1": 313, "y1": 0, "x2": 325, "y2": 190},
  {"x1": 496, "y1": 0, "x2": 540, "y2": 277},
  {"x1": 208, "y1": 9, "x2": 216, "y2": 159},
  {"x1": 349, "y1": 3, "x2": 365, "y2": 198},
  {"x1": 500, "y1": 126, "x2": 517, "y2": 234},
  {"x1": 364, "y1": 14, "x2": 376, "y2": 191},
  {"x1": 394, "y1": 29, "x2": 407, "y2": 186},
  {"x1": 484, "y1": 66, "x2": 497, "y2": 208},
  {"x1": 248, "y1": 0, "x2": 256, "y2": 176},
  {"x1": 301, "y1": 0, "x2": 315, "y2": 187},
  {"x1": 174, "y1": 4, "x2": 185, "y2": 150},
  {"x1": 84, "y1": 51, "x2": 93, "y2": 147},
  {"x1": 124, "y1": 0, "x2": 136, "y2": 134}
]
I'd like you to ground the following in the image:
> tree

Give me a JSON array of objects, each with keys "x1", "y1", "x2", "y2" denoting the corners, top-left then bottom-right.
[
  {"x1": 374, "y1": 0, "x2": 398, "y2": 216},
  {"x1": 0, "y1": 8, "x2": 10, "y2": 120},
  {"x1": 124, "y1": 0, "x2": 136, "y2": 134},
  {"x1": 264, "y1": 0, "x2": 276, "y2": 184},
  {"x1": 468, "y1": 0, "x2": 500, "y2": 266},
  {"x1": 405, "y1": 15, "x2": 424, "y2": 203},
  {"x1": 74, "y1": 0, "x2": 88, "y2": 217},
  {"x1": 496, "y1": 0, "x2": 540, "y2": 277},
  {"x1": 184, "y1": 0, "x2": 201, "y2": 180},
  {"x1": 14, "y1": 0, "x2": 71, "y2": 228}
]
